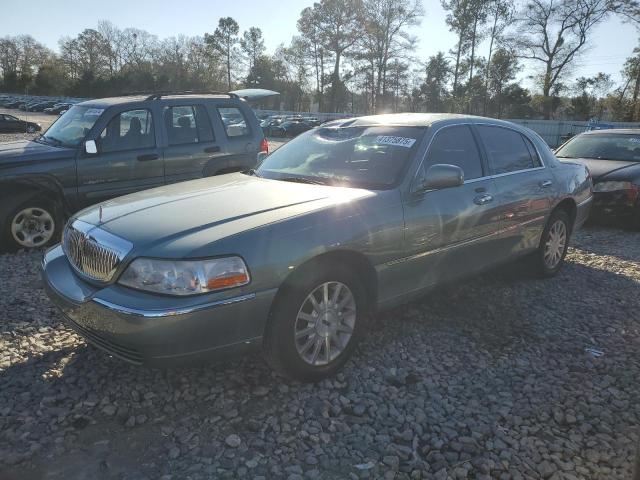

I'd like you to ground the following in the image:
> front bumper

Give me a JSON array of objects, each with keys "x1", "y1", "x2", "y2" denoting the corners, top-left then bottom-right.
[
  {"x1": 590, "y1": 190, "x2": 639, "y2": 218},
  {"x1": 42, "y1": 245, "x2": 277, "y2": 366}
]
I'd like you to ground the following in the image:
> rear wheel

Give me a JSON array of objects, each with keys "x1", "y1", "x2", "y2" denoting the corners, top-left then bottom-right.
[
  {"x1": 529, "y1": 209, "x2": 572, "y2": 277},
  {"x1": 263, "y1": 264, "x2": 366, "y2": 382},
  {"x1": 2, "y1": 197, "x2": 61, "y2": 251}
]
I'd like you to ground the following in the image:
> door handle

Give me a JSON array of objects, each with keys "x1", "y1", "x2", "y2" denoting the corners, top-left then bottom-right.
[
  {"x1": 137, "y1": 153, "x2": 159, "y2": 161},
  {"x1": 474, "y1": 193, "x2": 493, "y2": 205},
  {"x1": 540, "y1": 180, "x2": 553, "y2": 188},
  {"x1": 204, "y1": 146, "x2": 221, "y2": 153}
]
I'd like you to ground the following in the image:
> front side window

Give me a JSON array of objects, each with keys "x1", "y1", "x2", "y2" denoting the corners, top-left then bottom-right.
[
  {"x1": 478, "y1": 125, "x2": 538, "y2": 174},
  {"x1": 164, "y1": 105, "x2": 214, "y2": 145},
  {"x1": 555, "y1": 133, "x2": 640, "y2": 162},
  {"x1": 41, "y1": 105, "x2": 104, "y2": 147},
  {"x1": 98, "y1": 109, "x2": 155, "y2": 153},
  {"x1": 256, "y1": 126, "x2": 425, "y2": 189},
  {"x1": 423, "y1": 125, "x2": 483, "y2": 180},
  {"x1": 218, "y1": 107, "x2": 249, "y2": 137}
]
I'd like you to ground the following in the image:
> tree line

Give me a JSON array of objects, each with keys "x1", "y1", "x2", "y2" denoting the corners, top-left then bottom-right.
[{"x1": 0, "y1": 0, "x2": 639, "y2": 121}]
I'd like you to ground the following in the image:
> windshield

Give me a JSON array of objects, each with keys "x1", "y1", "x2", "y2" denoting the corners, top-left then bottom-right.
[
  {"x1": 256, "y1": 125, "x2": 424, "y2": 189},
  {"x1": 556, "y1": 133, "x2": 640, "y2": 162},
  {"x1": 41, "y1": 105, "x2": 104, "y2": 147}
]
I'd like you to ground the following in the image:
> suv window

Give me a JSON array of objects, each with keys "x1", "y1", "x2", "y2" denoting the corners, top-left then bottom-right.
[
  {"x1": 218, "y1": 107, "x2": 249, "y2": 137},
  {"x1": 164, "y1": 105, "x2": 214, "y2": 145},
  {"x1": 478, "y1": 125, "x2": 538, "y2": 174},
  {"x1": 425, "y1": 125, "x2": 483, "y2": 180},
  {"x1": 99, "y1": 109, "x2": 155, "y2": 153}
]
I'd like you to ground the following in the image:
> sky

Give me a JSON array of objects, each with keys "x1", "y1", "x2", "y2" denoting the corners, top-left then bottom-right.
[{"x1": 3, "y1": 0, "x2": 638, "y2": 90}]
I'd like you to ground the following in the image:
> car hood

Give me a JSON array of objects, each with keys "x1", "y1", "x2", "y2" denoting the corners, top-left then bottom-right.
[
  {"x1": 559, "y1": 157, "x2": 640, "y2": 181},
  {"x1": 0, "y1": 140, "x2": 75, "y2": 167},
  {"x1": 74, "y1": 173, "x2": 374, "y2": 253}
]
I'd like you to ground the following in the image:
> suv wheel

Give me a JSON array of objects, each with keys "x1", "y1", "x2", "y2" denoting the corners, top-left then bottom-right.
[
  {"x1": 530, "y1": 209, "x2": 572, "y2": 277},
  {"x1": 3, "y1": 198, "x2": 61, "y2": 250},
  {"x1": 263, "y1": 264, "x2": 366, "y2": 382}
]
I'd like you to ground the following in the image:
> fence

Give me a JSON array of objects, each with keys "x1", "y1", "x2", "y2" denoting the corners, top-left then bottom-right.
[{"x1": 506, "y1": 119, "x2": 640, "y2": 147}]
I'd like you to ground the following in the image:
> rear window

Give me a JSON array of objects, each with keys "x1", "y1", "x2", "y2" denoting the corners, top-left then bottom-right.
[
  {"x1": 256, "y1": 126, "x2": 424, "y2": 189},
  {"x1": 477, "y1": 125, "x2": 539, "y2": 174},
  {"x1": 555, "y1": 133, "x2": 640, "y2": 162}
]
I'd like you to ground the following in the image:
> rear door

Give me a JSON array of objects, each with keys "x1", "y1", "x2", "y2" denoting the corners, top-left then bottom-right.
[
  {"x1": 475, "y1": 125, "x2": 553, "y2": 256},
  {"x1": 401, "y1": 124, "x2": 503, "y2": 295},
  {"x1": 161, "y1": 103, "x2": 224, "y2": 183},
  {"x1": 76, "y1": 107, "x2": 164, "y2": 208}
]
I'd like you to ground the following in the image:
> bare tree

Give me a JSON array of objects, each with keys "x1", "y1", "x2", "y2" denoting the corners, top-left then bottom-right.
[
  {"x1": 483, "y1": 0, "x2": 515, "y2": 114},
  {"x1": 241, "y1": 27, "x2": 265, "y2": 74},
  {"x1": 513, "y1": 0, "x2": 616, "y2": 119}
]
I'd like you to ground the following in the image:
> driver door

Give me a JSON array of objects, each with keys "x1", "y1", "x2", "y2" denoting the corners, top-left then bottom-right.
[
  {"x1": 400, "y1": 125, "x2": 503, "y2": 297},
  {"x1": 76, "y1": 108, "x2": 164, "y2": 209}
]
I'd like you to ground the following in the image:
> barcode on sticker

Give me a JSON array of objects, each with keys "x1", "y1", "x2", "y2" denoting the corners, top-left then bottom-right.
[
  {"x1": 375, "y1": 136, "x2": 416, "y2": 148},
  {"x1": 629, "y1": 138, "x2": 640, "y2": 144}
]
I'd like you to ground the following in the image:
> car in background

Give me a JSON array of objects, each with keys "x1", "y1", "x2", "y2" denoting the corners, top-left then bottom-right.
[
  {"x1": 0, "y1": 113, "x2": 41, "y2": 133},
  {"x1": 44, "y1": 103, "x2": 72, "y2": 115},
  {"x1": 555, "y1": 129, "x2": 640, "y2": 229},
  {"x1": 0, "y1": 91, "x2": 267, "y2": 251},
  {"x1": 42, "y1": 113, "x2": 591, "y2": 381},
  {"x1": 273, "y1": 120, "x2": 314, "y2": 138},
  {"x1": 28, "y1": 101, "x2": 57, "y2": 112}
]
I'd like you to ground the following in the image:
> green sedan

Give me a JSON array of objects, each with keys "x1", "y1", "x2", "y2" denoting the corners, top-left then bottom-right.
[{"x1": 42, "y1": 113, "x2": 593, "y2": 381}]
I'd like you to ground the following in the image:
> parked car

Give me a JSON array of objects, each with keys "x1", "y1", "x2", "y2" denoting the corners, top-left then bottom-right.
[
  {"x1": 0, "y1": 91, "x2": 267, "y2": 250},
  {"x1": 42, "y1": 113, "x2": 592, "y2": 381},
  {"x1": 273, "y1": 120, "x2": 313, "y2": 138},
  {"x1": 44, "y1": 103, "x2": 72, "y2": 115},
  {"x1": 0, "y1": 113, "x2": 41, "y2": 133},
  {"x1": 555, "y1": 129, "x2": 640, "y2": 228}
]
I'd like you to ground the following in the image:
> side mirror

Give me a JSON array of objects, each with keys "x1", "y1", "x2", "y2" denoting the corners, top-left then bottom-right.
[
  {"x1": 85, "y1": 140, "x2": 97, "y2": 155},
  {"x1": 417, "y1": 164, "x2": 464, "y2": 192}
]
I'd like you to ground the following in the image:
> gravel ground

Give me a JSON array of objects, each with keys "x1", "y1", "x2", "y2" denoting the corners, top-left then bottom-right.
[{"x1": 0, "y1": 225, "x2": 638, "y2": 480}]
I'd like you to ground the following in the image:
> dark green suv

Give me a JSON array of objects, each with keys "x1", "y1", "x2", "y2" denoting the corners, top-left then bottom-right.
[{"x1": 0, "y1": 92, "x2": 267, "y2": 250}]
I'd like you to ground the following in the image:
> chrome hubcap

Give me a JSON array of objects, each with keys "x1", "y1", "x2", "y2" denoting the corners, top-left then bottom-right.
[
  {"x1": 544, "y1": 220, "x2": 567, "y2": 269},
  {"x1": 294, "y1": 281, "x2": 356, "y2": 366},
  {"x1": 11, "y1": 207, "x2": 55, "y2": 248}
]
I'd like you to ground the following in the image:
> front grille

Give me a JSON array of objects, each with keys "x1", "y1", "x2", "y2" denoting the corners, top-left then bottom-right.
[{"x1": 63, "y1": 220, "x2": 132, "y2": 283}]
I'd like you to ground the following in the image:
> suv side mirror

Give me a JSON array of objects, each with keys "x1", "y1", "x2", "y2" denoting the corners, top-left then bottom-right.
[
  {"x1": 85, "y1": 140, "x2": 98, "y2": 155},
  {"x1": 416, "y1": 164, "x2": 464, "y2": 192}
]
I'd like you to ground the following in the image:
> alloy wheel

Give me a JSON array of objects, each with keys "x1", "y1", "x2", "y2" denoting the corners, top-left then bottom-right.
[
  {"x1": 294, "y1": 281, "x2": 356, "y2": 366},
  {"x1": 544, "y1": 219, "x2": 567, "y2": 269},
  {"x1": 10, "y1": 207, "x2": 55, "y2": 248}
]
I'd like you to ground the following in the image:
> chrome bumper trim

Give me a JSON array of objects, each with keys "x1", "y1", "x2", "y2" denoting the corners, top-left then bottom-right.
[{"x1": 92, "y1": 293, "x2": 257, "y2": 318}]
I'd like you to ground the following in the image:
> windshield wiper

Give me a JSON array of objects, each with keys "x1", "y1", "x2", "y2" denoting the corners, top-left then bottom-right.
[
  {"x1": 42, "y1": 136, "x2": 64, "y2": 147},
  {"x1": 278, "y1": 176, "x2": 328, "y2": 185}
]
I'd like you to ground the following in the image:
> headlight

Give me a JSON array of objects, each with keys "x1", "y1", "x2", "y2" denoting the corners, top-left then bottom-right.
[
  {"x1": 592, "y1": 181, "x2": 633, "y2": 192},
  {"x1": 119, "y1": 256, "x2": 250, "y2": 296}
]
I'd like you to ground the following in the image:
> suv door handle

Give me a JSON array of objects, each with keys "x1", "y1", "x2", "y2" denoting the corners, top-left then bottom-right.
[
  {"x1": 540, "y1": 180, "x2": 553, "y2": 188},
  {"x1": 474, "y1": 193, "x2": 493, "y2": 205},
  {"x1": 137, "y1": 153, "x2": 159, "y2": 161},
  {"x1": 204, "y1": 146, "x2": 221, "y2": 153}
]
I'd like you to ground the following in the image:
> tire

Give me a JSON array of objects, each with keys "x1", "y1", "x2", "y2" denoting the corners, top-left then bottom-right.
[
  {"x1": 529, "y1": 209, "x2": 572, "y2": 277},
  {"x1": 2, "y1": 197, "x2": 62, "y2": 251},
  {"x1": 263, "y1": 263, "x2": 367, "y2": 382},
  {"x1": 26, "y1": 125, "x2": 36, "y2": 133}
]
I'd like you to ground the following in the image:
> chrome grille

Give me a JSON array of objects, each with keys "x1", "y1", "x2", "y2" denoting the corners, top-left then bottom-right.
[{"x1": 63, "y1": 220, "x2": 132, "y2": 282}]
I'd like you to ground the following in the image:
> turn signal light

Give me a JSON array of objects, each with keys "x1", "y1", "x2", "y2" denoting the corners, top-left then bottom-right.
[{"x1": 206, "y1": 273, "x2": 250, "y2": 290}]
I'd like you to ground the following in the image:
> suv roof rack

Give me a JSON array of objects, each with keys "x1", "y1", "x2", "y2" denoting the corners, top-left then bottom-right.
[{"x1": 143, "y1": 90, "x2": 239, "y2": 101}]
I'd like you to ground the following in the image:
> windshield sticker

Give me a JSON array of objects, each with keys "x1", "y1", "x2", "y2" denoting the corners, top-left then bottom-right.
[
  {"x1": 629, "y1": 138, "x2": 640, "y2": 144},
  {"x1": 375, "y1": 135, "x2": 417, "y2": 148},
  {"x1": 85, "y1": 108, "x2": 104, "y2": 117}
]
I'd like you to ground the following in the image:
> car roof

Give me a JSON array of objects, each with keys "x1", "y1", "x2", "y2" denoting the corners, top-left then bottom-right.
[
  {"x1": 580, "y1": 128, "x2": 640, "y2": 135},
  {"x1": 77, "y1": 93, "x2": 239, "y2": 108},
  {"x1": 323, "y1": 113, "x2": 521, "y2": 128}
]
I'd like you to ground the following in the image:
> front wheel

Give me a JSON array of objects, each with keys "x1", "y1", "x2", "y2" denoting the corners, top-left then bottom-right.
[
  {"x1": 263, "y1": 264, "x2": 366, "y2": 382},
  {"x1": 26, "y1": 125, "x2": 36, "y2": 133},
  {"x1": 2, "y1": 198, "x2": 61, "y2": 251},
  {"x1": 529, "y1": 209, "x2": 572, "y2": 277}
]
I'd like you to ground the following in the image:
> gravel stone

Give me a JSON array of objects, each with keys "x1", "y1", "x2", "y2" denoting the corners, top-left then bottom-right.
[{"x1": 0, "y1": 226, "x2": 639, "y2": 479}]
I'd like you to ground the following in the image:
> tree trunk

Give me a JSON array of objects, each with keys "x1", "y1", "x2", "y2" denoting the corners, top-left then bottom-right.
[
  {"x1": 226, "y1": 49, "x2": 231, "y2": 91},
  {"x1": 483, "y1": 14, "x2": 499, "y2": 116},
  {"x1": 542, "y1": 62, "x2": 553, "y2": 120}
]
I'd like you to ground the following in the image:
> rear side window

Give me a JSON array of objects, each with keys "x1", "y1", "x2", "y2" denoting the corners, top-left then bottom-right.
[
  {"x1": 164, "y1": 105, "x2": 214, "y2": 145},
  {"x1": 425, "y1": 125, "x2": 483, "y2": 180},
  {"x1": 477, "y1": 126, "x2": 538, "y2": 174},
  {"x1": 99, "y1": 109, "x2": 155, "y2": 153},
  {"x1": 218, "y1": 107, "x2": 249, "y2": 137},
  {"x1": 523, "y1": 135, "x2": 542, "y2": 167}
]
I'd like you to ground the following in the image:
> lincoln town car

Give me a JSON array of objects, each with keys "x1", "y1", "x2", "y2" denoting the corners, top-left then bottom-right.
[{"x1": 42, "y1": 114, "x2": 592, "y2": 381}]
